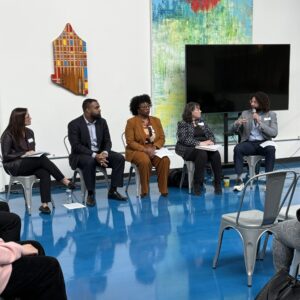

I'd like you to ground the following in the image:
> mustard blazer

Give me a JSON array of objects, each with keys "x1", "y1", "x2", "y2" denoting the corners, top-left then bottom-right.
[{"x1": 125, "y1": 116, "x2": 165, "y2": 162}]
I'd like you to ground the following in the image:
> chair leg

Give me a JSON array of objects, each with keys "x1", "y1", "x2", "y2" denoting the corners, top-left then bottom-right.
[
  {"x1": 51, "y1": 197, "x2": 55, "y2": 209},
  {"x1": 212, "y1": 220, "x2": 228, "y2": 268},
  {"x1": 126, "y1": 166, "x2": 133, "y2": 193},
  {"x1": 240, "y1": 230, "x2": 260, "y2": 287},
  {"x1": 103, "y1": 171, "x2": 110, "y2": 191},
  {"x1": 6, "y1": 177, "x2": 13, "y2": 201},
  {"x1": 22, "y1": 180, "x2": 35, "y2": 216},
  {"x1": 187, "y1": 165, "x2": 194, "y2": 194},
  {"x1": 179, "y1": 164, "x2": 187, "y2": 189},
  {"x1": 77, "y1": 170, "x2": 87, "y2": 205},
  {"x1": 257, "y1": 232, "x2": 270, "y2": 260},
  {"x1": 134, "y1": 167, "x2": 141, "y2": 197}
]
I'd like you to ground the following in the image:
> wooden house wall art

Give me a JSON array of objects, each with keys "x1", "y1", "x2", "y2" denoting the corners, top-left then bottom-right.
[{"x1": 51, "y1": 23, "x2": 88, "y2": 95}]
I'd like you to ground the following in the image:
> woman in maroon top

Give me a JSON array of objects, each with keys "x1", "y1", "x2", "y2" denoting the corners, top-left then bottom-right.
[{"x1": 1, "y1": 108, "x2": 75, "y2": 214}]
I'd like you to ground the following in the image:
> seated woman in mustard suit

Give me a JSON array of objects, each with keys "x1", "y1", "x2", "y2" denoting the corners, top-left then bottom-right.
[{"x1": 125, "y1": 94, "x2": 170, "y2": 198}]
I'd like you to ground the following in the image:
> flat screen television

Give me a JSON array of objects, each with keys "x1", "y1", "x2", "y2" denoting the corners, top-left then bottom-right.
[{"x1": 185, "y1": 44, "x2": 290, "y2": 113}]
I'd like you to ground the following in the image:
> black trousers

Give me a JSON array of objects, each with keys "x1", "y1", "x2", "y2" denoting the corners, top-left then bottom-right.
[
  {"x1": 0, "y1": 201, "x2": 21, "y2": 242},
  {"x1": 184, "y1": 149, "x2": 222, "y2": 184},
  {"x1": 1, "y1": 252, "x2": 67, "y2": 300},
  {"x1": 16, "y1": 155, "x2": 65, "y2": 203},
  {"x1": 77, "y1": 151, "x2": 125, "y2": 192}
]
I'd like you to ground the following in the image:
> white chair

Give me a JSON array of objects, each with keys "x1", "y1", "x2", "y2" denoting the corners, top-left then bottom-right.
[
  {"x1": 0, "y1": 147, "x2": 55, "y2": 215},
  {"x1": 121, "y1": 133, "x2": 141, "y2": 197},
  {"x1": 63, "y1": 136, "x2": 109, "y2": 204},
  {"x1": 212, "y1": 170, "x2": 297, "y2": 286},
  {"x1": 179, "y1": 160, "x2": 195, "y2": 194},
  {"x1": 244, "y1": 155, "x2": 264, "y2": 188}
]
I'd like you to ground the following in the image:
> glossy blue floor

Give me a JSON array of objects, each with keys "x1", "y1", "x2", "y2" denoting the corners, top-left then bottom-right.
[{"x1": 2, "y1": 161, "x2": 300, "y2": 300}]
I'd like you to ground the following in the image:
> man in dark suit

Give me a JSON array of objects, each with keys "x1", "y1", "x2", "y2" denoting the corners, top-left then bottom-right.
[{"x1": 68, "y1": 98, "x2": 127, "y2": 206}]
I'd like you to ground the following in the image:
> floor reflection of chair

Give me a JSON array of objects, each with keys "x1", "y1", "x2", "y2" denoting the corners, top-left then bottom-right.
[
  {"x1": 63, "y1": 135, "x2": 109, "y2": 204},
  {"x1": 212, "y1": 170, "x2": 297, "y2": 286}
]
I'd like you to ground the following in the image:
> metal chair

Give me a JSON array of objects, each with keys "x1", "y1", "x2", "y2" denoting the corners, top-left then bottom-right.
[
  {"x1": 0, "y1": 147, "x2": 55, "y2": 215},
  {"x1": 212, "y1": 170, "x2": 297, "y2": 286},
  {"x1": 121, "y1": 133, "x2": 141, "y2": 197},
  {"x1": 244, "y1": 155, "x2": 264, "y2": 188},
  {"x1": 63, "y1": 136, "x2": 109, "y2": 204}
]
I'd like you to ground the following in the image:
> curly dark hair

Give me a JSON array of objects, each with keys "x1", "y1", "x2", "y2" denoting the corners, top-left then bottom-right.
[
  {"x1": 251, "y1": 91, "x2": 270, "y2": 112},
  {"x1": 129, "y1": 94, "x2": 152, "y2": 115},
  {"x1": 182, "y1": 102, "x2": 200, "y2": 122}
]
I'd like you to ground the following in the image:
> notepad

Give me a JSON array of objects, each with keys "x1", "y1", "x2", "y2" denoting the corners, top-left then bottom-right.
[
  {"x1": 154, "y1": 147, "x2": 174, "y2": 158},
  {"x1": 63, "y1": 203, "x2": 86, "y2": 210},
  {"x1": 195, "y1": 144, "x2": 222, "y2": 152},
  {"x1": 21, "y1": 151, "x2": 50, "y2": 158}
]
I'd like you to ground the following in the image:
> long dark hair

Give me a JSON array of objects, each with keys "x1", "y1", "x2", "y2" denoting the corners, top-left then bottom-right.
[
  {"x1": 2, "y1": 108, "x2": 28, "y2": 144},
  {"x1": 182, "y1": 102, "x2": 200, "y2": 122}
]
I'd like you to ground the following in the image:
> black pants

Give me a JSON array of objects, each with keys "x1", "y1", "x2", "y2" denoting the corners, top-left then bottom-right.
[
  {"x1": 1, "y1": 253, "x2": 67, "y2": 300},
  {"x1": 0, "y1": 201, "x2": 21, "y2": 242},
  {"x1": 16, "y1": 155, "x2": 65, "y2": 203},
  {"x1": 77, "y1": 151, "x2": 125, "y2": 192},
  {"x1": 184, "y1": 149, "x2": 222, "y2": 184}
]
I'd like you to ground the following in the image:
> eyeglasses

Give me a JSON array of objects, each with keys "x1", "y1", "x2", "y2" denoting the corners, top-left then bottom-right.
[{"x1": 139, "y1": 105, "x2": 151, "y2": 110}]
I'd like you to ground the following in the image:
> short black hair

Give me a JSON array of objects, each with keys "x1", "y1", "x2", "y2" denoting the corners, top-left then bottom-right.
[
  {"x1": 182, "y1": 102, "x2": 200, "y2": 122},
  {"x1": 82, "y1": 98, "x2": 98, "y2": 112},
  {"x1": 129, "y1": 94, "x2": 152, "y2": 115},
  {"x1": 251, "y1": 91, "x2": 270, "y2": 112}
]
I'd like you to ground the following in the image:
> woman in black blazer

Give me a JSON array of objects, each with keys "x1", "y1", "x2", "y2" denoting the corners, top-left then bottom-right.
[
  {"x1": 175, "y1": 102, "x2": 222, "y2": 195},
  {"x1": 1, "y1": 108, "x2": 75, "y2": 214}
]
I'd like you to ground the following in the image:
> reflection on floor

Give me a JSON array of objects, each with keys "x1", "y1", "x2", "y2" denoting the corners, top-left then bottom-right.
[{"x1": 2, "y1": 161, "x2": 300, "y2": 300}]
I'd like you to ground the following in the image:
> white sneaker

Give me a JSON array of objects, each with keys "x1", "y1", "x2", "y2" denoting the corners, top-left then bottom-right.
[{"x1": 233, "y1": 180, "x2": 244, "y2": 192}]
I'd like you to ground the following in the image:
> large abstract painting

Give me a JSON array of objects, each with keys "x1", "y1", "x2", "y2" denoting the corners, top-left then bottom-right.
[
  {"x1": 152, "y1": 0, "x2": 253, "y2": 144},
  {"x1": 51, "y1": 23, "x2": 88, "y2": 95}
]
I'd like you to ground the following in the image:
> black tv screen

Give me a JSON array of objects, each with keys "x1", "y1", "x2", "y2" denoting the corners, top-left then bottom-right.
[{"x1": 185, "y1": 44, "x2": 290, "y2": 113}]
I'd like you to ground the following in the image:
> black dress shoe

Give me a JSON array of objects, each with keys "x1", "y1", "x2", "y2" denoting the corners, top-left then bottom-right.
[
  {"x1": 39, "y1": 205, "x2": 51, "y2": 214},
  {"x1": 193, "y1": 183, "x2": 204, "y2": 196},
  {"x1": 108, "y1": 190, "x2": 127, "y2": 201},
  {"x1": 67, "y1": 181, "x2": 76, "y2": 190},
  {"x1": 86, "y1": 195, "x2": 96, "y2": 207}
]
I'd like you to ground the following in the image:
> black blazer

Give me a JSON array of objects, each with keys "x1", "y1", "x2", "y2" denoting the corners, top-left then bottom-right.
[
  {"x1": 67, "y1": 115, "x2": 112, "y2": 170},
  {"x1": 175, "y1": 119, "x2": 216, "y2": 159},
  {"x1": 1, "y1": 128, "x2": 35, "y2": 175}
]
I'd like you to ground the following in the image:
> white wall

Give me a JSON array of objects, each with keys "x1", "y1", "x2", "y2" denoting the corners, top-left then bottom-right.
[{"x1": 0, "y1": 0, "x2": 300, "y2": 190}]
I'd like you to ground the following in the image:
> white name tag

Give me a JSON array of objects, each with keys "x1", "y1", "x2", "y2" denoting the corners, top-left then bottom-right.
[
  {"x1": 198, "y1": 122, "x2": 204, "y2": 126},
  {"x1": 28, "y1": 138, "x2": 34, "y2": 143},
  {"x1": 264, "y1": 117, "x2": 271, "y2": 121}
]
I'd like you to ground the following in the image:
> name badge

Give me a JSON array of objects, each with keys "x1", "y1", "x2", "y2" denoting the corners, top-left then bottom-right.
[
  {"x1": 264, "y1": 117, "x2": 271, "y2": 121},
  {"x1": 28, "y1": 138, "x2": 34, "y2": 143},
  {"x1": 198, "y1": 122, "x2": 204, "y2": 126}
]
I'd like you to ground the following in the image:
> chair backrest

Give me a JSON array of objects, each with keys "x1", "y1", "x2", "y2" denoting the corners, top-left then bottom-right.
[
  {"x1": 63, "y1": 135, "x2": 71, "y2": 155},
  {"x1": 280, "y1": 174, "x2": 300, "y2": 220},
  {"x1": 236, "y1": 170, "x2": 297, "y2": 226}
]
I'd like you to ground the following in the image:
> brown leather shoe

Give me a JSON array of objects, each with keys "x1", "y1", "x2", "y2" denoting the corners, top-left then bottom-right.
[
  {"x1": 86, "y1": 195, "x2": 96, "y2": 207},
  {"x1": 39, "y1": 205, "x2": 51, "y2": 214}
]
